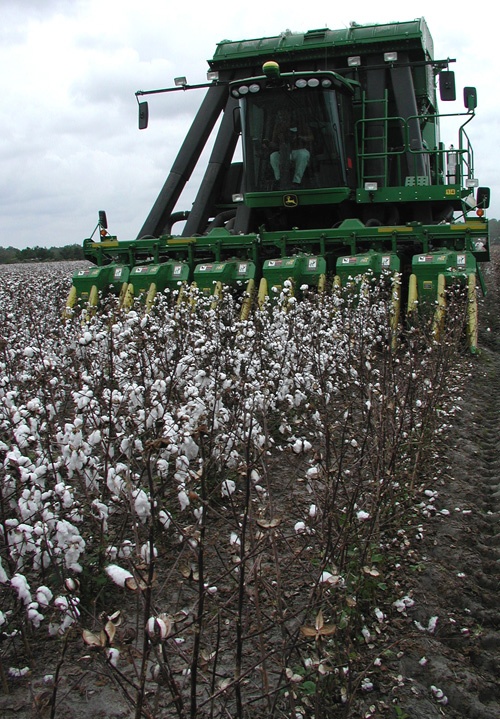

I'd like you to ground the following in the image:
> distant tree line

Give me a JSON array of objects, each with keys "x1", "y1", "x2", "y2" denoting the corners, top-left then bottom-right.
[
  {"x1": 0, "y1": 244, "x2": 84, "y2": 264},
  {"x1": 488, "y1": 218, "x2": 500, "y2": 242}
]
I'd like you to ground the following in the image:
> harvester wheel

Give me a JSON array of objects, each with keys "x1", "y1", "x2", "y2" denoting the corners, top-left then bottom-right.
[{"x1": 467, "y1": 273, "x2": 478, "y2": 353}]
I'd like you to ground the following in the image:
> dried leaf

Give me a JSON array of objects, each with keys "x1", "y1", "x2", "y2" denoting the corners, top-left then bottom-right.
[
  {"x1": 256, "y1": 517, "x2": 282, "y2": 529},
  {"x1": 108, "y1": 610, "x2": 122, "y2": 625},
  {"x1": 300, "y1": 610, "x2": 337, "y2": 641},
  {"x1": 179, "y1": 564, "x2": 199, "y2": 581},
  {"x1": 363, "y1": 565, "x2": 381, "y2": 577},
  {"x1": 319, "y1": 624, "x2": 337, "y2": 636},
  {"x1": 104, "y1": 621, "x2": 116, "y2": 644},
  {"x1": 82, "y1": 629, "x2": 104, "y2": 647},
  {"x1": 300, "y1": 626, "x2": 318, "y2": 638},
  {"x1": 124, "y1": 576, "x2": 148, "y2": 592}
]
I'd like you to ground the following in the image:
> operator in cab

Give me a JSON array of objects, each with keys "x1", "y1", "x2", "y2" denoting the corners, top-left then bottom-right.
[{"x1": 263, "y1": 110, "x2": 314, "y2": 188}]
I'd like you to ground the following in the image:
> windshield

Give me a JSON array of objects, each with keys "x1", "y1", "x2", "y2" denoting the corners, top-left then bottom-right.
[{"x1": 241, "y1": 87, "x2": 348, "y2": 192}]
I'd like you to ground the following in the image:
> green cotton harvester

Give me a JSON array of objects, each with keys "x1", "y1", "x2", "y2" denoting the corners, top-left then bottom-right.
[{"x1": 66, "y1": 18, "x2": 490, "y2": 351}]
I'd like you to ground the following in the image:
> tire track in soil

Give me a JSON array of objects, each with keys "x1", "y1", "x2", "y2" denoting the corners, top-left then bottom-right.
[{"x1": 389, "y1": 248, "x2": 500, "y2": 719}]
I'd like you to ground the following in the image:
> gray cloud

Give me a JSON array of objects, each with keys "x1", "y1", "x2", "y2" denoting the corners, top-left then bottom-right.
[{"x1": 0, "y1": 0, "x2": 497, "y2": 251}]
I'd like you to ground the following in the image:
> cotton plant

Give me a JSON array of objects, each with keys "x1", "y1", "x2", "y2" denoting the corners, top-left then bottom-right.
[{"x1": 0, "y1": 263, "x2": 471, "y2": 716}]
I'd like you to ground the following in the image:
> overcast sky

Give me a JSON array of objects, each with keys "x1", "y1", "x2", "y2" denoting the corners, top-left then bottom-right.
[{"x1": 1, "y1": 0, "x2": 498, "y2": 249}]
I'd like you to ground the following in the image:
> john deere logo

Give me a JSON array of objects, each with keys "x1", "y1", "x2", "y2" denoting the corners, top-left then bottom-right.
[{"x1": 283, "y1": 193, "x2": 298, "y2": 208}]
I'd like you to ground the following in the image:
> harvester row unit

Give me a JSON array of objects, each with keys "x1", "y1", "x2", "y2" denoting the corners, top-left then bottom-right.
[{"x1": 68, "y1": 18, "x2": 490, "y2": 350}]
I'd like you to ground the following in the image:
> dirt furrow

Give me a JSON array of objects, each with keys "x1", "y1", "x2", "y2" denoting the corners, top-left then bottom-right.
[{"x1": 387, "y1": 249, "x2": 500, "y2": 719}]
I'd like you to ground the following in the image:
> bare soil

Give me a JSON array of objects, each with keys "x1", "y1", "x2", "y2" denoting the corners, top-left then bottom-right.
[
  {"x1": 357, "y1": 249, "x2": 500, "y2": 719},
  {"x1": 1, "y1": 252, "x2": 499, "y2": 718}
]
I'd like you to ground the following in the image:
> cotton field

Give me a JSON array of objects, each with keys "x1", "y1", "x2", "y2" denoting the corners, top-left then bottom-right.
[{"x1": 0, "y1": 261, "x2": 468, "y2": 717}]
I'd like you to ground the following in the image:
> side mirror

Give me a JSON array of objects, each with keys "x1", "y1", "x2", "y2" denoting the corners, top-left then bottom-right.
[
  {"x1": 439, "y1": 71, "x2": 456, "y2": 101},
  {"x1": 98, "y1": 210, "x2": 108, "y2": 230},
  {"x1": 138, "y1": 101, "x2": 149, "y2": 130},
  {"x1": 464, "y1": 86, "x2": 477, "y2": 111},
  {"x1": 477, "y1": 187, "x2": 490, "y2": 209}
]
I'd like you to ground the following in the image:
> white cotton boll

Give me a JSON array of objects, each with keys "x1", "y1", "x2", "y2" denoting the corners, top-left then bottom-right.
[
  {"x1": 319, "y1": 571, "x2": 344, "y2": 587},
  {"x1": 23, "y1": 347, "x2": 35, "y2": 358},
  {"x1": 250, "y1": 470, "x2": 260, "y2": 483},
  {"x1": 118, "y1": 540, "x2": 133, "y2": 558},
  {"x1": 356, "y1": 510, "x2": 370, "y2": 521},
  {"x1": 361, "y1": 626, "x2": 371, "y2": 643},
  {"x1": 294, "y1": 521, "x2": 306, "y2": 534},
  {"x1": 140, "y1": 543, "x2": 158, "y2": 564},
  {"x1": 309, "y1": 504, "x2": 317, "y2": 518},
  {"x1": 61, "y1": 490, "x2": 73, "y2": 509},
  {"x1": 79, "y1": 332, "x2": 92, "y2": 346},
  {"x1": 105, "y1": 564, "x2": 133, "y2": 587},
  {"x1": 178, "y1": 490, "x2": 190, "y2": 511},
  {"x1": 11, "y1": 574, "x2": 32, "y2": 605},
  {"x1": 27, "y1": 603, "x2": 44, "y2": 628},
  {"x1": 292, "y1": 439, "x2": 303, "y2": 454},
  {"x1": 88, "y1": 430, "x2": 102, "y2": 446},
  {"x1": 306, "y1": 466, "x2": 320, "y2": 479},
  {"x1": 159, "y1": 510, "x2": 172, "y2": 529},
  {"x1": 107, "y1": 648, "x2": 120, "y2": 667},
  {"x1": 54, "y1": 596, "x2": 68, "y2": 611},
  {"x1": 106, "y1": 546, "x2": 118, "y2": 561},
  {"x1": 428, "y1": 616, "x2": 438, "y2": 633},
  {"x1": 221, "y1": 479, "x2": 236, "y2": 497},
  {"x1": 133, "y1": 489, "x2": 151, "y2": 522},
  {"x1": 36, "y1": 586, "x2": 53, "y2": 608},
  {"x1": 181, "y1": 437, "x2": 199, "y2": 461},
  {"x1": 431, "y1": 686, "x2": 448, "y2": 705},
  {"x1": 157, "y1": 459, "x2": 169, "y2": 479},
  {"x1": 229, "y1": 532, "x2": 240, "y2": 546},
  {"x1": 0, "y1": 612, "x2": 5, "y2": 627},
  {"x1": 393, "y1": 595, "x2": 415, "y2": 613},
  {"x1": 193, "y1": 507, "x2": 203, "y2": 522},
  {"x1": 0, "y1": 557, "x2": 9, "y2": 584}
]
